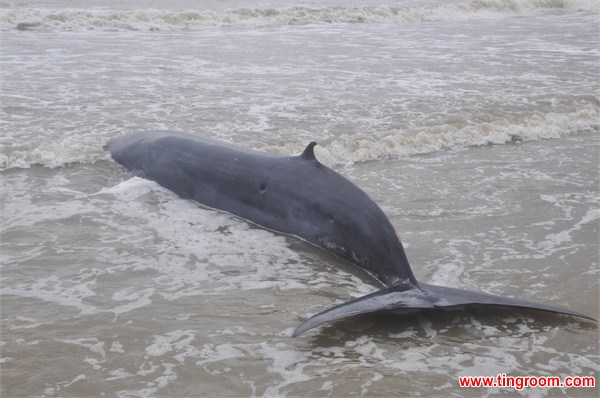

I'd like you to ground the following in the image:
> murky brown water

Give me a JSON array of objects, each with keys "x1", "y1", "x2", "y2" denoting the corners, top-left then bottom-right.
[{"x1": 2, "y1": 134, "x2": 598, "y2": 397}]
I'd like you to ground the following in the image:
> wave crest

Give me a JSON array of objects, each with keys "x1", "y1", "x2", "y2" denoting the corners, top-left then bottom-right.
[
  {"x1": 0, "y1": 136, "x2": 106, "y2": 170},
  {"x1": 272, "y1": 96, "x2": 600, "y2": 167},
  {"x1": 2, "y1": 0, "x2": 597, "y2": 31},
  {"x1": 2, "y1": 97, "x2": 597, "y2": 170}
]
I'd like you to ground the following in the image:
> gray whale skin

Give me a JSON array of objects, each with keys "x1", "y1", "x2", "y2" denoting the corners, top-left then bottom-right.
[{"x1": 105, "y1": 131, "x2": 596, "y2": 336}]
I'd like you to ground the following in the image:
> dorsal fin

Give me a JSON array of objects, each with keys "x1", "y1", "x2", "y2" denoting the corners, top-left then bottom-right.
[{"x1": 300, "y1": 141, "x2": 318, "y2": 161}]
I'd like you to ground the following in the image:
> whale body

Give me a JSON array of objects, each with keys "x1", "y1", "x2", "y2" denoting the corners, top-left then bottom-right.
[{"x1": 105, "y1": 131, "x2": 595, "y2": 336}]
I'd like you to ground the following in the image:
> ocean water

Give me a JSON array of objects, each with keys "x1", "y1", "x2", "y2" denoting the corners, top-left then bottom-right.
[{"x1": 1, "y1": 0, "x2": 599, "y2": 397}]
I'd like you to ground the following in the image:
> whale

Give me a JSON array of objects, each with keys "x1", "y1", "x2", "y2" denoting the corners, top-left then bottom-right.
[{"x1": 105, "y1": 130, "x2": 596, "y2": 336}]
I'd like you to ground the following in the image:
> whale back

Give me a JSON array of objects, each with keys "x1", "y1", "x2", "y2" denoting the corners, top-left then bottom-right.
[
  {"x1": 107, "y1": 131, "x2": 416, "y2": 286},
  {"x1": 107, "y1": 131, "x2": 595, "y2": 337}
]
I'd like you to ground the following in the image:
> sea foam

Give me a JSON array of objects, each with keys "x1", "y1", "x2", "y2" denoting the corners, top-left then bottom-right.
[
  {"x1": 2, "y1": 0, "x2": 598, "y2": 31},
  {"x1": 1, "y1": 97, "x2": 597, "y2": 170}
]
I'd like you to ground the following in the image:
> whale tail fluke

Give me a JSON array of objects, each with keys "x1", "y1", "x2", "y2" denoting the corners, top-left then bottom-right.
[
  {"x1": 291, "y1": 283, "x2": 431, "y2": 337},
  {"x1": 292, "y1": 283, "x2": 596, "y2": 337}
]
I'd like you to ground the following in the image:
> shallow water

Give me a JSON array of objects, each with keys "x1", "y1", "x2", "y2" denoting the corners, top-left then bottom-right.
[
  {"x1": 1, "y1": 0, "x2": 599, "y2": 396},
  {"x1": 2, "y1": 133, "x2": 598, "y2": 397}
]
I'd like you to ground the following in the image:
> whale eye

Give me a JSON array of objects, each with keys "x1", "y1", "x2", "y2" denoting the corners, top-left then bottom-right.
[
  {"x1": 259, "y1": 184, "x2": 267, "y2": 193},
  {"x1": 329, "y1": 216, "x2": 334, "y2": 222}
]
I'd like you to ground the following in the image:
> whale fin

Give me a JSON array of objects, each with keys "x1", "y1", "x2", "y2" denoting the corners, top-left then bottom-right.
[
  {"x1": 418, "y1": 283, "x2": 596, "y2": 320},
  {"x1": 292, "y1": 283, "x2": 432, "y2": 337},
  {"x1": 300, "y1": 141, "x2": 318, "y2": 161},
  {"x1": 292, "y1": 283, "x2": 596, "y2": 337}
]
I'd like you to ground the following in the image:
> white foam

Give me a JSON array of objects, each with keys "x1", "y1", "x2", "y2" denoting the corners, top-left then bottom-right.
[
  {"x1": 95, "y1": 177, "x2": 162, "y2": 201},
  {"x1": 0, "y1": 172, "x2": 311, "y2": 316},
  {"x1": 0, "y1": 135, "x2": 106, "y2": 170},
  {"x1": 2, "y1": 0, "x2": 597, "y2": 31},
  {"x1": 145, "y1": 330, "x2": 196, "y2": 358},
  {"x1": 109, "y1": 341, "x2": 125, "y2": 353},
  {"x1": 111, "y1": 287, "x2": 156, "y2": 315},
  {"x1": 59, "y1": 337, "x2": 107, "y2": 360},
  {"x1": 310, "y1": 98, "x2": 600, "y2": 167},
  {"x1": 1, "y1": 275, "x2": 100, "y2": 314},
  {"x1": 534, "y1": 205, "x2": 600, "y2": 256},
  {"x1": 7, "y1": 316, "x2": 44, "y2": 330}
]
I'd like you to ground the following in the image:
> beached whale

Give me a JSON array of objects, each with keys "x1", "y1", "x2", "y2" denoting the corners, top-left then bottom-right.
[{"x1": 105, "y1": 131, "x2": 595, "y2": 336}]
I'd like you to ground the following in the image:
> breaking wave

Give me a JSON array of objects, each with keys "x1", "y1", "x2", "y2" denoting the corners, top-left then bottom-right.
[
  {"x1": 1, "y1": 0, "x2": 598, "y2": 31},
  {"x1": 312, "y1": 96, "x2": 600, "y2": 166},
  {"x1": 2, "y1": 96, "x2": 597, "y2": 170}
]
